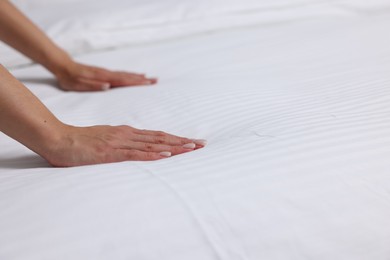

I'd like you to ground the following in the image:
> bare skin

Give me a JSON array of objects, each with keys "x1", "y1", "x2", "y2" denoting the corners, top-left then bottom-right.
[
  {"x1": 0, "y1": 1, "x2": 206, "y2": 167},
  {"x1": 0, "y1": 0, "x2": 156, "y2": 91}
]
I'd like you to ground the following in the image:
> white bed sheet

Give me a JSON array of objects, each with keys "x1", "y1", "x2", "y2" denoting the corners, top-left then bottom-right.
[
  {"x1": 3, "y1": 0, "x2": 390, "y2": 68},
  {"x1": 1, "y1": 1, "x2": 390, "y2": 260}
]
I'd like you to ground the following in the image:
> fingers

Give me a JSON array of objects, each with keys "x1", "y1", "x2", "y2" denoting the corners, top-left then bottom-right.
[
  {"x1": 112, "y1": 149, "x2": 168, "y2": 162},
  {"x1": 106, "y1": 126, "x2": 206, "y2": 163},
  {"x1": 131, "y1": 133, "x2": 192, "y2": 147},
  {"x1": 48, "y1": 123, "x2": 205, "y2": 166},
  {"x1": 107, "y1": 71, "x2": 157, "y2": 88},
  {"x1": 55, "y1": 62, "x2": 158, "y2": 92},
  {"x1": 107, "y1": 126, "x2": 206, "y2": 163},
  {"x1": 87, "y1": 66, "x2": 157, "y2": 88},
  {"x1": 108, "y1": 141, "x2": 195, "y2": 163},
  {"x1": 59, "y1": 78, "x2": 110, "y2": 92},
  {"x1": 120, "y1": 141, "x2": 196, "y2": 155},
  {"x1": 132, "y1": 129, "x2": 207, "y2": 148}
]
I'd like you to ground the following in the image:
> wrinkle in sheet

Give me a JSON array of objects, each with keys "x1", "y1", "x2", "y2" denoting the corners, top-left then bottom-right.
[{"x1": 136, "y1": 164, "x2": 249, "y2": 260}]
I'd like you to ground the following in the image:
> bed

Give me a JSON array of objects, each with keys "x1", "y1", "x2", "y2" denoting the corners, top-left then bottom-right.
[{"x1": 1, "y1": 0, "x2": 390, "y2": 259}]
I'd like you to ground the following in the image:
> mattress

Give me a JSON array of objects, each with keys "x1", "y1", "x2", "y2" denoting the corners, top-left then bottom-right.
[{"x1": 1, "y1": 1, "x2": 390, "y2": 259}]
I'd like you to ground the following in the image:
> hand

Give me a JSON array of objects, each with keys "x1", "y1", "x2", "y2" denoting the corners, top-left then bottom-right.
[
  {"x1": 53, "y1": 60, "x2": 157, "y2": 91},
  {"x1": 46, "y1": 125, "x2": 206, "y2": 167},
  {"x1": 0, "y1": 1, "x2": 156, "y2": 92}
]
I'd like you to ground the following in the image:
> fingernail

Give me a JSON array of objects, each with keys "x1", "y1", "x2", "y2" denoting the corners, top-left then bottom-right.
[
  {"x1": 182, "y1": 143, "x2": 196, "y2": 149},
  {"x1": 192, "y1": 139, "x2": 207, "y2": 146},
  {"x1": 102, "y1": 83, "x2": 110, "y2": 90},
  {"x1": 159, "y1": 151, "x2": 172, "y2": 157}
]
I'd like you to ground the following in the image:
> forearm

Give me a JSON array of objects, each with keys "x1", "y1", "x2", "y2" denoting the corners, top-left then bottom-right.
[
  {"x1": 0, "y1": 65, "x2": 66, "y2": 158},
  {"x1": 0, "y1": 0, "x2": 71, "y2": 73},
  {"x1": 0, "y1": 1, "x2": 157, "y2": 91},
  {"x1": 0, "y1": 64, "x2": 204, "y2": 166}
]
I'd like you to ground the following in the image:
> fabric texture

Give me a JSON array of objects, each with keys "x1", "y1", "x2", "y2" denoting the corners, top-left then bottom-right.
[{"x1": 1, "y1": 1, "x2": 390, "y2": 259}]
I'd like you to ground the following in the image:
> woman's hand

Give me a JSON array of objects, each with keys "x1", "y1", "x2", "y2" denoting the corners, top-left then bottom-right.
[
  {"x1": 54, "y1": 60, "x2": 157, "y2": 91},
  {"x1": 46, "y1": 125, "x2": 206, "y2": 167},
  {"x1": 0, "y1": 3, "x2": 207, "y2": 168},
  {"x1": 1, "y1": 65, "x2": 206, "y2": 168},
  {"x1": 0, "y1": 1, "x2": 157, "y2": 92}
]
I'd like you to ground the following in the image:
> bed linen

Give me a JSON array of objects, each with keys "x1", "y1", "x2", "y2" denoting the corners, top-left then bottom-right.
[{"x1": 1, "y1": 1, "x2": 390, "y2": 259}]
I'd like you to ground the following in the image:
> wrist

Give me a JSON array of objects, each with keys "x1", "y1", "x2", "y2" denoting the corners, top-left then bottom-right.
[
  {"x1": 41, "y1": 49, "x2": 74, "y2": 77},
  {"x1": 35, "y1": 121, "x2": 73, "y2": 165},
  {"x1": 41, "y1": 124, "x2": 87, "y2": 167}
]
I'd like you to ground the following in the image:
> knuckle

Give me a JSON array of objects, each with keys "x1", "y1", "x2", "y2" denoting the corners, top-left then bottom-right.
[
  {"x1": 109, "y1": 127, "x2": 122, "y2": 136},
  {"x1": 181, "y1": 138, "x2": 192, "y2": 144},
  {"x1": 114, "y1": 125, "x2": 133, "y2": 136},
  {"x1": 155, "y1": 131, "x2": 166, "y2": 136},
  {"x1": 154, "y1": 136, "x2": 167, "y2": 144},
  {"x1": 144, "y1": 143, "x2": 154, "y2": 151},
  {"x1": 124, "y1": 150, "x2": 137, "y2": 160},
  {"x1": 118, "y1": 125, "x2": 131, "y2": 131}
]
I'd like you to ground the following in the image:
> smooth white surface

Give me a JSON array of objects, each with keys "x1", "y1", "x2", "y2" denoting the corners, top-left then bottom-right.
[{"x1": 1, "y1": 1, "x2": 390, "y2": 260}]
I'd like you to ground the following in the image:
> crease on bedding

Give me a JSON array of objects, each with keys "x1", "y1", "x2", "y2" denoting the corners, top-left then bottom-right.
[
  {"x1": 36, "y1": 3, "x2": 351, "y2": 59},
  {"x1": 137, "y1": 163, "x2": 249, "y2": 260}
]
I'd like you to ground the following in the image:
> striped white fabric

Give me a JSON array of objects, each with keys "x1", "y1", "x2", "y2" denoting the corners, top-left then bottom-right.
[{"x1": 1, "y1": 4, "x2": 390, "y2": 260}]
